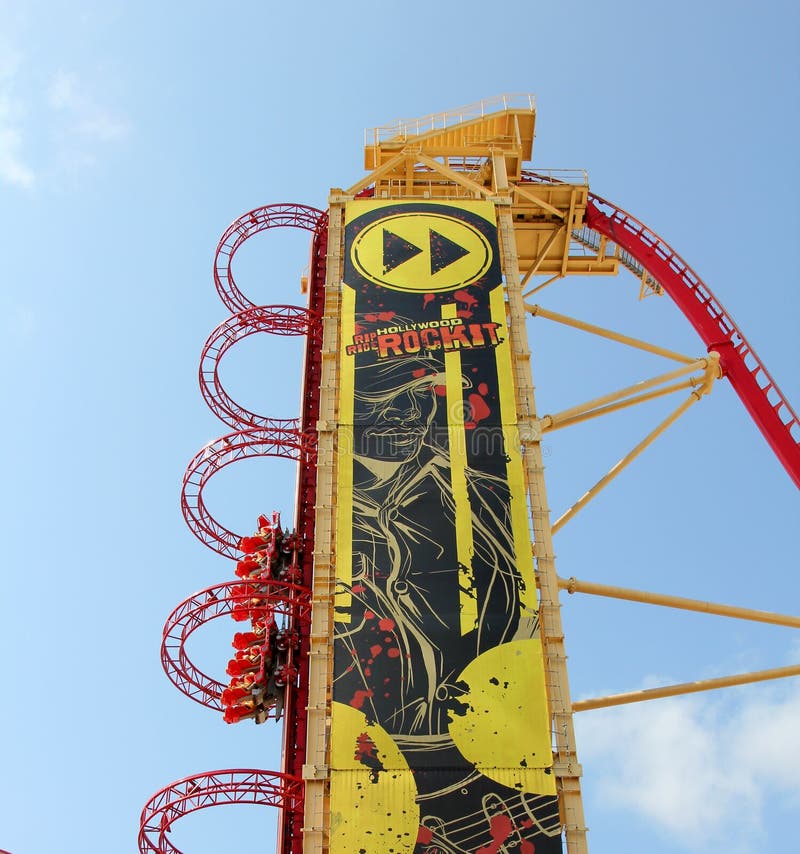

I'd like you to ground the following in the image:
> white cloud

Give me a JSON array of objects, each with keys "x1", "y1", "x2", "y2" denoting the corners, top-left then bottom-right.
[
  {"x1": 575, "y1": 678, "x2": 800, "y2": 850},
  {"x1": 0, "y1": 57, "x2": 129, "y2": 188},
  {"x1": 76, "y1": 113, "x2": 129, "y2": 143},
  {"x1": 0, "y1": 125, "x2": 35, "y2": 188},
  {"x1": 0, "y1": 50, "x2": 35, "y2": 189},
  {"x1": 47, "y1": 69, "x2": 79, "y2": 110},
  {"x1": 47, "y1": 69, "x2": 130, "y2": 145}
]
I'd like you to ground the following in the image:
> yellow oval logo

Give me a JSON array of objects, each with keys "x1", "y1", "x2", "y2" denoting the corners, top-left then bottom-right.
[{"x1": 350, "y1": 212, "x2": 493, "y2": 292}]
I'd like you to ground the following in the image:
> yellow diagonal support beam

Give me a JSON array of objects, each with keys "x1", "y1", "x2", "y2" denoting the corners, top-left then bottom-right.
[
  {"x1": 551, "y1": 353, "x2": 719, "y2": 534},
  {"x1": 541, "y1": 360, "x2": 708, "y2": 431},
  {"x1": 511, "y1": 181, "x2": 566, "y2": 219},
  {"x1": 414, "y1": 152, "x2": 494, "y2": 197},
  {"x1": 573, "y1": 664, "x2": 800, "y2": 712},
  {"x1": 345, "y1": 150, "x2": 410, "y2": 197},
  {"x1": 558, "y1": 576, "x2": 800, "y2": 629},
  {"x1": 526, "y1": 303, "x2": 696, "y2": 363}
]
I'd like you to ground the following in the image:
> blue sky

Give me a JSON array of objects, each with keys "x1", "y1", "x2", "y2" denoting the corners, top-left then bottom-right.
[{"x1": 0, "y1": 1, "x2": 798, "y2": 852}]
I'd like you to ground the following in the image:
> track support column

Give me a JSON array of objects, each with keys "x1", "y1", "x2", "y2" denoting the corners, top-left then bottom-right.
[
  {"x1": 494, "y1": 157, "x2": 590, "y2": 852},
  {"x1": 302, "y1": 197, "x2": 345, "y2": 853}
]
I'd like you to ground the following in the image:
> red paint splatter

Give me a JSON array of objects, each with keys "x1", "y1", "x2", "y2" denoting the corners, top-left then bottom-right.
[
  {"x1": 478, "y1": 382, "x2": 489, "y2": 395},
  {"x1": 416, "y1": 825, "x2": 434, "y2": 844},
  {"x1": 353, "y1": 322, "x2": 366, "y2": 335},
  {"x1": 370, "y1": 644, "x2": 383, "y2": 658},
  {"x1": 520, "y1": 841, "x2": 535, "y2": 854},
  {"x1": 521, "y1": 818, "x2": 533, "y2": 829},
  {"x1": 378, "y1": 617, "x2": 395, "y2": 631},
  {"x1": 351, "y1": 583, "x2": 365, "y2": 594},
  {"x1": 364, "y1": 310, "x2": 395, "y2": 322},
  {"x1": 364, "y1": 610, "x2": 375, "y2": 620},
  {"x1": 434, "y1": 385, "x2": 447, "y2": 397},
  {"x1": 350, "y1": 689, "x2": 374, "y2": 710},
  {"x1": 422, "y1": 293, "x2": 436, "y2": 308},
  {"x1": 412, "y1": 368, "x2": 427, "y2": 378},
  {"x1": 469, "y1": 392, "x2": 491, "y2": 424},
  {"x1": 354, "y1": 732, "x2": 384, "y2": 783},
  {"x1": 354, "y1": 733, "x2": 377, "y2": 761},
  {"x1": 457, "y1": 309, "x2": 474, "y2": 319},
  {"x1": 387, "y1": 648, "x2": 401, "y2": 659},
  {"x1": 475, "y1": 814, "x2": 514, "y2": 854},
  {"x1": 454, "y1": 289, "x2": 478, "y2": 308}
]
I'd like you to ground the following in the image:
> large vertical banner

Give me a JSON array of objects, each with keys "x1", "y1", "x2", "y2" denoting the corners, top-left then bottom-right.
[{"x1": 330, "y1": 200, "x2": 562, "y2": 853}]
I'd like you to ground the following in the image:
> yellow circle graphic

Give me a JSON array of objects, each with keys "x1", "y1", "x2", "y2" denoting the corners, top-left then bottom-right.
[
  {"x1": 329, "y1": 701, "x2": 420, "y2": 851},
  {"x1": 447, "y1": 639, "x2": 556, "y2": 793},
  {"x1": 351, "y1": 212, "x2": 493, "y2": 292}
]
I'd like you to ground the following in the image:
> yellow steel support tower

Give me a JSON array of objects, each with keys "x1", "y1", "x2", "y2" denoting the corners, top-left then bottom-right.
[
  {"x1": 303, "y1": 94, "x2": 799, "y2": 853},
  {"x1": 306, "y1": 95, "x2": 604, "y2": 853}
]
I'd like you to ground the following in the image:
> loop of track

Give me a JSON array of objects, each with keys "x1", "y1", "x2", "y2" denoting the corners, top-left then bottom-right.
[
  {"x1": 583, "y1": 193, "x2": 800, "y2": 488},
  {"x1": 138, "y1": 769, "x2": 303, "y2": 854},
  {"x1": 161, "y1": 579, "x2": 312, "y2": 710},
  {"x1": 181, "y1": 427, "x2": 313, "y2": 559},
  {"x1": 214, "y1": 204, "x2": 325, "y2": 313},
  {"x1": 200, "y1": 305, "x2": 321, "y2": 430}
]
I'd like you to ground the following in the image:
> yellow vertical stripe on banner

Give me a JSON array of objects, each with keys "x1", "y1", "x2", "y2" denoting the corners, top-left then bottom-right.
[
  {"x1": 489, "y1": 283, "x2": 537, "y2": 616},
  {"x1": 335, "y1": 283, "x2": 356, "y2": 621},
  {"x1": 442, "y1": 302, "x2": 477, "y2": 635}
]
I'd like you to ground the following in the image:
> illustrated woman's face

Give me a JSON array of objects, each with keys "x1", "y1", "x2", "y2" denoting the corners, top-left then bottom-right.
[{"x1": 354, "y1": 372, "x2": 442, "y2": 462}]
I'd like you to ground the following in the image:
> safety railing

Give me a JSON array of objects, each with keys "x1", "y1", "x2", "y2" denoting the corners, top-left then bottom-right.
[{"x1": 365, "y1": 93, "x2": 536, "y2": 146}]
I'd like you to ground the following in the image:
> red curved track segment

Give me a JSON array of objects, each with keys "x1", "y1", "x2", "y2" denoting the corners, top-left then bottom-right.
[
  {"x1": 181, "y1": 427, "x2": 312, "y2": 560},
  {"x1": 214, "y1": 204, "x2": 325, "y2": 312},
  {"x1": 161, "y1": 579, "x2": 312, "y2": 710},
  {"x1": 138, "y1": 769, "x2": 303, "y2": 854},
  {"x1": 140, "y1": 203, "x2": 326, "y2": 853},
  {"x1": 200, "y1": 305, "x2": 321, "y2": 430},
  {"x1": 585, "y1": 194, "x2": 800, "y2": 489}
]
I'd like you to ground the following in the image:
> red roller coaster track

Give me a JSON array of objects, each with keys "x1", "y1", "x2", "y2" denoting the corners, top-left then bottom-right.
[
  {"x1": 214, "y1": 204, "x2": 325, "y2": 312},
  {"x1": 140, "y1": 204, "x2": 327, "y2": 854},
  {"x1": 138, "y1": 770, "x2": 303, "y2": 854},
  {"x1": 200, "y1": 305, "x2": 321, "y2": 430},
  {"x1": 583, "y1": 193, "x2": 800, "y2": 488},
  {"x1": 161, "y1": 579, "x2": 312, "y2": 711},
  {"x1": 180, "y1": 426, "x2": 312, "y2": 560}
]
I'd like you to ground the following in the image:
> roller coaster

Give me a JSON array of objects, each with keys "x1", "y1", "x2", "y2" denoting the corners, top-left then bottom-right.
[{"x1": 139, "y1": 95, "x2": 799, "y2": 854}]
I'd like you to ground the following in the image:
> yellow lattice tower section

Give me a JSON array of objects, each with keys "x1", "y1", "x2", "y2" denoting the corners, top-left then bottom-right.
[{"x1": 303, "y1": 94, "x2": 626, "y2": 854}]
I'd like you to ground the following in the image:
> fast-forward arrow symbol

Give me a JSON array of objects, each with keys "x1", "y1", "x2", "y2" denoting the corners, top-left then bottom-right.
[{"x1": 382, "y1": 228, "x2": 470, "y2": 276}]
